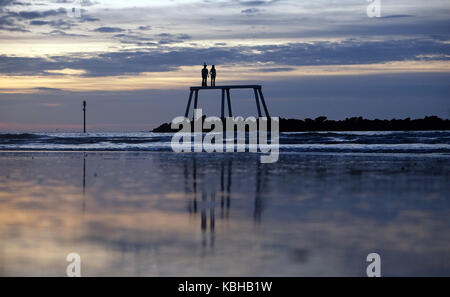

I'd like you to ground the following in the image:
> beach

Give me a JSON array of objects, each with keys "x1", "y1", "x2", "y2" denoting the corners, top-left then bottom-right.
[{"x1": 0, "y1": 146, "x2": 449, "y2": 276}]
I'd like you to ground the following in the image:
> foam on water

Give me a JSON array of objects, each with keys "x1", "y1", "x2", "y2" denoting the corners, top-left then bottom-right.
[{"x1": 0, "y1": 131, "x2": 449, "y2": 154}]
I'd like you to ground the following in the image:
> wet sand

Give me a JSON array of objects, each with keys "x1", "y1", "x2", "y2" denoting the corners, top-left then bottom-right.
[{"x1": 0, "y1": 151, "x2": 449, "y2": 276}]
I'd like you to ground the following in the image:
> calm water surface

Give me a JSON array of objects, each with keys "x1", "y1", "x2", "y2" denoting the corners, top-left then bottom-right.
[{"x1": 0, "y1": 151, "x2": 449, "y2": 276}]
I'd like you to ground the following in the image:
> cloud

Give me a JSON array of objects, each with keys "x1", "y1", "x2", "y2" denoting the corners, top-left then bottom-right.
[
  {"x1": 0, "y1": 25, "x2": 29, "y2": 31},
  {"x1": 11, "y1": 8, "x2": 67, "y2": 19},
  {"x1": 0, "y1": 0, "x2": 13, "y2": 8},
  {"x1": 53, "y1": 0, "x2": 98, "y2": 7},
  {"x1": 93, "y1": 26, "x2": 125, "y2": 33},
  {"x1": 80, "y1": 15, "x2": 100, "y2": 22},
  {"x1": 177, "y1": 34, "x2": 191, "y2": 40},
  {"x1": 241, "y1": 8, "x2": 260, "y2": 14},
  {"x1": 0, "y1": 55, "x2": 59, "y2": 75},
  {"x1": 46, "y1": 29, "x2": 86, "y2": 36},
  {"x1": 0, "y1": 38, "x2": 448, "y2": 77},
  {"x1": 0, "y1": 14, "x2": 29, "y2": 31},
  {"x1": 156, "y1": 33, "x2": 192, "y2": 44},
  {"x1": 80, "y1": 0, "x2": 97, "y2": 7},
  {"x1": 11, "y1": 1, "x2": 31, "y2": 6},
  {"x1": 112, "y1": 33, "x2": 156, "y2": 46},
  {"x1": 380, "y1": 14, "x2": 414, "y2": 19},
  {"x1": 157, "y1": 33, "x2": 172, "y2": 38},
  {"x1": 138, "y1": 25, "x2": 151, "y2": 30},
  {"x1": 30, "y1": 18, "x2": 74, "y2": 29},
  {"x1": 237, "y1": 0, "x2": 278, "y2": 6},
  {"x1": 29, "y1": 20, "x2": 48, "y2": 25},
  {"x1": 34, "y1": 87, "x2": 62, "y2": 91}
]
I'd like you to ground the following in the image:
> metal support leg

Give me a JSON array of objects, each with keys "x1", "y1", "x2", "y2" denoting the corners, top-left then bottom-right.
[
  {"x1": 257, "y1": 88, "x2": 270, "y2": 118},
  {"x1": 221, "y1": 89, "x2": 225, "y2": 119},
  {"x1": 253, "y1": 88, "x2": 262, "y2": 117},
  {"x1": 185, "y1": 90, "x2": 193, "y2": 118},
  {"x1": 226, "y1": 88, "x2": 232, "y2": 117},
  {"x1": 194, "y1": 90, "x2": 199, "y2": 110}
]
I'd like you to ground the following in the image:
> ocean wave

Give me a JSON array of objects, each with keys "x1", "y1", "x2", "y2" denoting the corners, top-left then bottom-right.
[{"x1": 1, "y1": 131, "x2": 450, "y2": 153}]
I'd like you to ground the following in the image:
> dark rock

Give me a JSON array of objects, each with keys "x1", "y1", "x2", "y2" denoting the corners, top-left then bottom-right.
[{"x1": 151, "y1": 116, "x2": 450, "y2": 133}]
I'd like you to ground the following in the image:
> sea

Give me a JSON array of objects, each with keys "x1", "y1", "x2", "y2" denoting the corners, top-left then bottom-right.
[
  {"x1": 0, "y1": 130, "x2": 450, "y2": 154},
  {"x1": 0, "y1": 130, "x2": 449, "y2": 276}
]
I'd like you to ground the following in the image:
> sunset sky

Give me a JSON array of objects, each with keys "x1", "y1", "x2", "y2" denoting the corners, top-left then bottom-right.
[{"x1": 0, "y1": 0, "x2": 449, "y2": 131}]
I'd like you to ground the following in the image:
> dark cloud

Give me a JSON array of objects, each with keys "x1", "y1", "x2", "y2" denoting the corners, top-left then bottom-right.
[
  {"x1": 0, "y1": 0, "x2": 13, "y2": 8},
  {"x1": 138, "y1": 25, "x2": 151, "y2": 30},
  {"x1": 112, "y1": 33, "x2": 155, "y2": 46},
  {"x1": 241, "y1": 8, "x2": 260, "y2": 14},
  {"x1": 80, "y1": 15, "x2": 100, "y2": 22},
  {"x1": 0, "y1": 15, "x2": 15, "y2": 26},
  {"x1": 0, "y1": 55, "x2": 56, "y2": 75},
  {"x1": 11, "y1": 1, "x2": 32, "y2": 5},
  {"x1": 0, "y1": 38, "x2": 448, "y2": 77},
  {"x1": 11, "y1": 8, "x2": 67, "y2": 19},
  {"x1": 53, "y1": 0, "x2": 97, "y2": 6},
  {"x1": 0, "y1": 14, "x2": 29, "y2": 31},
  {"x1": 157, "y1": 33, "x2": 172, "y2": 38},
  {"x1": 380, "y1": 14, "x2": 414, "y2": 19},
  {"x1": 30, "y1": 18, "x2": 74, "y2": 29},
  {"x1": 158, "y1": 39, "x2": 177, "y2": 45},
  {"x1": 30, "y1": 20, "x2": 48, "y2": 25},
  {"x1": 46, "y1": 29, "x2": 86, "y2": 37},
  {"x1": 156, "y1": 33, "x2": 192, "y2": 44},
  {"x1": 329, "y1": 19, "x2": 450, "y2": 39},
  {"x1": 0, "y1": 24, "x2": 29, "y2": 31},
  {"x1": 93, "y1": 26, "x2": 125, "y2": 33},
  {"x1": 33, "y1": 87, "x2": 63, "y2": 91},
  {"x1": 80, "y1": 0, "x2": 97, "y2": 7},
  {"x1": 237, "y1": 0, "x2": 278, "y2": 6},
  {"x1": 177, "y1": 34, "x2": 191, "y2": 40}
]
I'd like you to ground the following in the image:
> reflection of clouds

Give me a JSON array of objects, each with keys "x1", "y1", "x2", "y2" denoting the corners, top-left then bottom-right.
[{"x1": 0, "y1": 152, "x2": 449, "y2": 276}]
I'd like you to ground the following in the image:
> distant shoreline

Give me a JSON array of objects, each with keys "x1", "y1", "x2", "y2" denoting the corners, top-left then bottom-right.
[{"x1": 152, "y1": 116, "x2": 450, "y2": 133}]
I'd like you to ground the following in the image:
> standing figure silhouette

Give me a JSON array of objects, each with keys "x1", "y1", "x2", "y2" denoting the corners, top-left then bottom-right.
[
  {"x1": 210, "y1": 65, "x2": 216, "y2": 87},
  {"x1": 201, "y1": 63, "x2": 209, "y2": 87}
]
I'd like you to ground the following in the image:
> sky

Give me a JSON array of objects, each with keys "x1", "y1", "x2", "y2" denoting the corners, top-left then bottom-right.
[{"x1": 0, "y1": 0, "x2": 449, "y2": 131}]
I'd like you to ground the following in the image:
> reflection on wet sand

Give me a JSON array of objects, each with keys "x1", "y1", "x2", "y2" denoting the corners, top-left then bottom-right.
[
  {"x1": 82, "y1": 155, "x2": 86, "y2": 213},
  {"x1": 0, "y1": 152, "x2": 449, "y2": 276},
  {"x1": 182, "y1": 156, "x2": 271, "y2": 249}
]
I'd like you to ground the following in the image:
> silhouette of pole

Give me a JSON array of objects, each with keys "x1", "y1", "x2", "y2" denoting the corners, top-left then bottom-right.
[{"x1": 82, "y1": 100, "x2": 86, "y2": 133}]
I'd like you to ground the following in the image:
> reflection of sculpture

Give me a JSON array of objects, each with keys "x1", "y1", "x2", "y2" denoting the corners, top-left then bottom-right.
[
  {"x1": 183, "y1": 158, "x2": 233, "y2": 248},
  {"x1": 254, "y1": 161, "x2": 268, "y2": 223},
  {"x1": 200, "y1": 192, "x2": 215, "y2": 248},
  {"x1": 220, "y1": 159, "x2": 231, "y2": 219},
  {"x1": 183, "y1": 156, "x2": 269, "y2": 248},
  {"x1": 81, "y1": 153, "x2": 87, "y2": 213}
]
